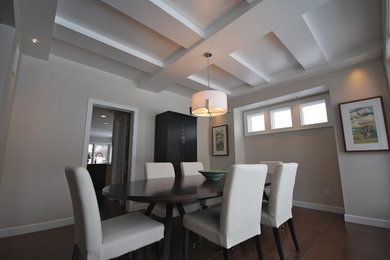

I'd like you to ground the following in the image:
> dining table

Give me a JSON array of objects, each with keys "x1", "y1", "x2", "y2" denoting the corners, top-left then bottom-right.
[{"x1": 102, "y1": 175, "x2": 225, "y2": 260}]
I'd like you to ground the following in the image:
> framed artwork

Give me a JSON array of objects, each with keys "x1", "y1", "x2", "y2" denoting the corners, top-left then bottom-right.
[
  {"x1": 339, "y1": 96, "x2": 389, "y2": 152},
  {"x1": 212, "y1": 125, "x2": 228, "y2": 156}
]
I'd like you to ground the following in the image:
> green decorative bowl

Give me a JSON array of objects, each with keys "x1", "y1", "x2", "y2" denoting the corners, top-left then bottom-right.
[{"x1": 199, "y1": 169, "x2": 227, "y2": 181}]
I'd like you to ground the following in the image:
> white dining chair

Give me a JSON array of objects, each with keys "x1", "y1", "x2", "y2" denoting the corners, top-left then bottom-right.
[
  {"x1": 180, "y1": 162, "x2": 222, "y2": 208},
  {"x1": 259, "y1": 161, "x2": 283, "y2": 200},
  {"x1": 144, "y1": 162, "x2": 200, "y2": 218},
  {"x1": 183, "y1": 164, "x2": 268, "y2": 260},
  {"x1": 65, "y1": 166, "x2": 164, "y2": 260},
  {"x1": 261, "y1": 162, "x2": 299, "y2": 260}
]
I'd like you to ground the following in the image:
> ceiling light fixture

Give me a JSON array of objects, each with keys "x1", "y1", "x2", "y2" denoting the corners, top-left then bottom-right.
[
  {"x1": 30, "y1": 38, "x2": 40, "y2": 44},
  {"x1": 100, "y1": 115, "x2": 107, "y2": 118},
  {"x1": 191, "y1": 52, "x2": 228, "y2": 118}
]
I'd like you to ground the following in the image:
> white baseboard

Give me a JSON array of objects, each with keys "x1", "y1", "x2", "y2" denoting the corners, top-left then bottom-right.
[
  {"x1": 0, "y1": 217, "x2": 74, "y2": 238},
  {"x1": 344, "y1": 214, "x2": 390, "y2": 229},
  {"x1": 293, "y1": 200, "x2": 345, "y2": 214}
]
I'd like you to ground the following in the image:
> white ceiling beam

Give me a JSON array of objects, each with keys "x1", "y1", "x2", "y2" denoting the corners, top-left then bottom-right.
[
  {"x1": 51, "y1": 39, "x2": 146, "y2": 82},
  {"x1": 187, "y1": 75, "x2": 232, "y2": 95},
  {"x1": 214, "y1": 56, "x2": 265, "y2": 86},
  {"x1": 229, "y1": 53, "x2": 270, "y2": 82},
  {"x1": 150, "y1": 0, "x2": 204, "y2": 37},
  {"x1": 274, "y1": 17, "x2": 328, "y2": 70},
  {"x1": 138, "y1": 0, "x2": 329, "y2": 93},
  {"x1": 101, "y1": 0, "x2": 201, "y2": 48},
  {"x1": 53, "y1": 23, "x2": 160, "y2": 74},
  {"x1": 15, "y1": 0, "x2": 58, "y2": 60},
  {"x1": 176, "y1": 78, "x2": 210, "y2": 92},
  {"x1": 55, "y1": 17, "x2": 163, "y2": 68}
]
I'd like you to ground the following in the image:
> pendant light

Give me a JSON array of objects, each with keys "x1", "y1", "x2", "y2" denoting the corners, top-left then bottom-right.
[{"x1": 191, "y1": 52, "x2": 228, "y2": 117}]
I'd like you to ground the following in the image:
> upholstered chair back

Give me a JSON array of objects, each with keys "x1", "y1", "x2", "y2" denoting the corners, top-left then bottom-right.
[
  {"x1": 145, "y1": 162, "x2": 175, "y2": 179},
  {"x1": 180, "y1": 162, "x2": 204, "y2": 176},
  {"x1": 259, "y1": 161, "x2": 283, "y2": 174},
  {"x1": 65, "y1": 166, "x2": 102, "y2": 259},
  {"x1": 219, "y1": 164, "x2": 268, "y2": 248},
  {"x1": 267, "y1": 163, "x2": 298, "y2": 227}
]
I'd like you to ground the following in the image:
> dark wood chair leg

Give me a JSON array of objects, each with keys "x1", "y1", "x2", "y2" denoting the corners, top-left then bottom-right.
[
  {"x1": 71, "y1": 244, "x2": 79, "y2": 260},
  {"x1": 145, "y1": 202, "x2": 156, "y2": 216},
  {"x1": 176, "y1": 202, "x2": 186, "y2": 217},
  {"x1": 158, "y1": 238, "x2": 164, "y2": 258},
  {"x1": 183, "y1": 227, "x2": 189, "y2": 260},
  {"x1": 273, "y1": 227, "x2": 285, "y2": 260},
  {"x1": 223, "y1": 248, "x2": 230, "y2": 260},
  {"x1": 126, "y1": 251, "x2": 134, "y2": 260},
  {"x1": 287, "y1": 218, "x2": 300, "y2": 251},
  {"x1": 255, "y1": 235, "x2": 264, "y2": 260}
]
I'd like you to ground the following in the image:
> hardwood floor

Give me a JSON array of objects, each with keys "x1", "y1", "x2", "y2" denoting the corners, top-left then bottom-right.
[{"x1": 1, "y1": 202, "x2": 389, "y2": 260}]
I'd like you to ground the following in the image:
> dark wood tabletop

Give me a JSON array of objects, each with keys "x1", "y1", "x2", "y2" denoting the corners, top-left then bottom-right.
[
  {"x1": 102, "y1": 175, "x2": 224, "y2": 203},
  {"x1": 102, "y1": 175, "x2": 225, "y2": 260}
]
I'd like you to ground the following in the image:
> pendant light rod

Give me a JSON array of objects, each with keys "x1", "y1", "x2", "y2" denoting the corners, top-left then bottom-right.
[
  {"x1": 205, "y1": 52, "x2": 212, "y2": 89},
  {"x1": 190, "y1": 52, "x2": 227, "y2": 118}
]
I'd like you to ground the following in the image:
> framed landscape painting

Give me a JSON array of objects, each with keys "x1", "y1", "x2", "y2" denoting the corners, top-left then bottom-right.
[
  {"x1": 339, "y1": 96, "x2": 389, "y2": 152},
  {"x1": 212, "y1": 125, "x2": 228, "y2": 156}
]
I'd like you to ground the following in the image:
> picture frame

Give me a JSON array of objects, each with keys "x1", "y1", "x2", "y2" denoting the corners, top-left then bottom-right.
[
  {"x1": 212, "y1": 124, "x2": 228, "y2": 156},
  {"x1": 339, "y1": 96, "x2": 389, "y2": 152}
]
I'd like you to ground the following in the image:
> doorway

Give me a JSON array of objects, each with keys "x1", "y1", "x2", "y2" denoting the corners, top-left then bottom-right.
[{"x1": 82, "y1": 99, "x2": 138, "y2": 207}]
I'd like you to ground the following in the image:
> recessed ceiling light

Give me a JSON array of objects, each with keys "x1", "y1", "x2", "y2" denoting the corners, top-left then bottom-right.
[
  {"x1": 100, "y1": 115, "x2": 107, "y2": 118},
  {"x1": 30, "y1": 38, "x2": 40, "y2": 44}
]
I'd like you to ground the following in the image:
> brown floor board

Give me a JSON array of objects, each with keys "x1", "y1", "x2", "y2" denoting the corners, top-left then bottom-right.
[{"x1": 1, "y1": 203, "x2": 389, "y2": 260}]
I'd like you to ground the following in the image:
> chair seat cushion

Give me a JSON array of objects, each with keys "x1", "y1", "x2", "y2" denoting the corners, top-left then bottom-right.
[
  {"x1": 201, "y1": 196, "x2": 222, "y2": 207},
  {"x1": 101, "y1": 212, "x2": 164, "y2": 260},
  {"x1": 183, "y1": 206, "x2": 221, "y2": 246},
  {"x1": 261, "y1": 202, "x2": 291, "y2": 228}
]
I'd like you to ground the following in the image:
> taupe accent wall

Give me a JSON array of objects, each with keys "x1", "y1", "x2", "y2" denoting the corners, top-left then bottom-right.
[{"x1": 244, "y1": 127, "x2": 344, "y2": 209}]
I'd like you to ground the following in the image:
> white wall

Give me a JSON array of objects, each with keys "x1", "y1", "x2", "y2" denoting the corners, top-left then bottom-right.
[
  {"x1": 0, "y1": 24, "x2": 19, "y2": 185},
  {"x1": 0, "y1": 54, "x2": 205, "y2": 235},
  {"x1": 222, "y1": 58, "x2": 390, "y2": 227}
]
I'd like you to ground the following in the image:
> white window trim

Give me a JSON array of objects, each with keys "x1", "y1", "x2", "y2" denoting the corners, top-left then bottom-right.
[
  {"x1": 299, "y1": 99, "x2": 328, "y2": 126},
  {"x1": 244, "y1": 110, "x2": 265, "y2": 136},
  {"x1": 244, "y1": 93, "x2": 333, "y2": 136},
  {"x1": 270, "y1": 106, "x2": 293, "y2": 130}
]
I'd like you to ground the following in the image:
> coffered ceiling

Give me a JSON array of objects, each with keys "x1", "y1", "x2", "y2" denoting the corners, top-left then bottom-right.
[{"x1": 14, "y1": 0, "x2": 383, "y2": 98}]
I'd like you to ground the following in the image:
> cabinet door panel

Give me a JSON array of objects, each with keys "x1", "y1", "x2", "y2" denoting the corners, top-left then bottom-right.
[{"x1": 154, "y1": 111, "x2": 197, "y2": 177}]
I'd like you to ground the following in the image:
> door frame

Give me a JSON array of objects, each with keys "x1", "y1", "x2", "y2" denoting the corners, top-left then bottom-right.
[{"x1": 82, "y1": 98, "x2": 139, "y2": 181}]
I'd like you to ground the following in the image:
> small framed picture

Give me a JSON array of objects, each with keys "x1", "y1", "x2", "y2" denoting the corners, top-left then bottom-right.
[
  {"x1": 212, "y1": 125, "x2": 228, "y2": 156},
  {"x1": 339, "y1": 96, "x2": 389, "y2": 152}
]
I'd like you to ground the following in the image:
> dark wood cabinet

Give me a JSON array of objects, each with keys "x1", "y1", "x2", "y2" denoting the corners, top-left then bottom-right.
[{"x1": 154, "y1": 111, "x2": 197, "y2": 177}]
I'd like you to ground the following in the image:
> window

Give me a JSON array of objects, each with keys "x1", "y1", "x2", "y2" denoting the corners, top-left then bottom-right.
[
  {"x1": 271, "y1": 107, "x2": 292, "y2": 129},
  {"x1": 88, "y1": 143, "x2": 111, "y2": 164},
  {"x1": 247, "y1": 112, "x2": 265, "y2": 133},
  {"x1": 300, "y1": 99, "x2": 328, "y2": 126},
  {"x1": 243, "y1": 93, "x2": 332, "y2": 136}
]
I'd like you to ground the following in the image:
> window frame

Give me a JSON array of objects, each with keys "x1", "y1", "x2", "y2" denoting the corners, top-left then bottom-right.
[
  {"x1": 243, "y1": 93, "x2": 333, "y2": 136},
  {"x1": 87, "y1": 142, "x2": 112, "y2": 164},
  {"x1": 244, "y1": 110, "x2": 266, "y2": 135},
  {"x1": 270, "y1": 106, "x2": 293, "y2": 130},
  {"x1": 299, "y1": 99, "x2": 328, "y2": 126}
]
